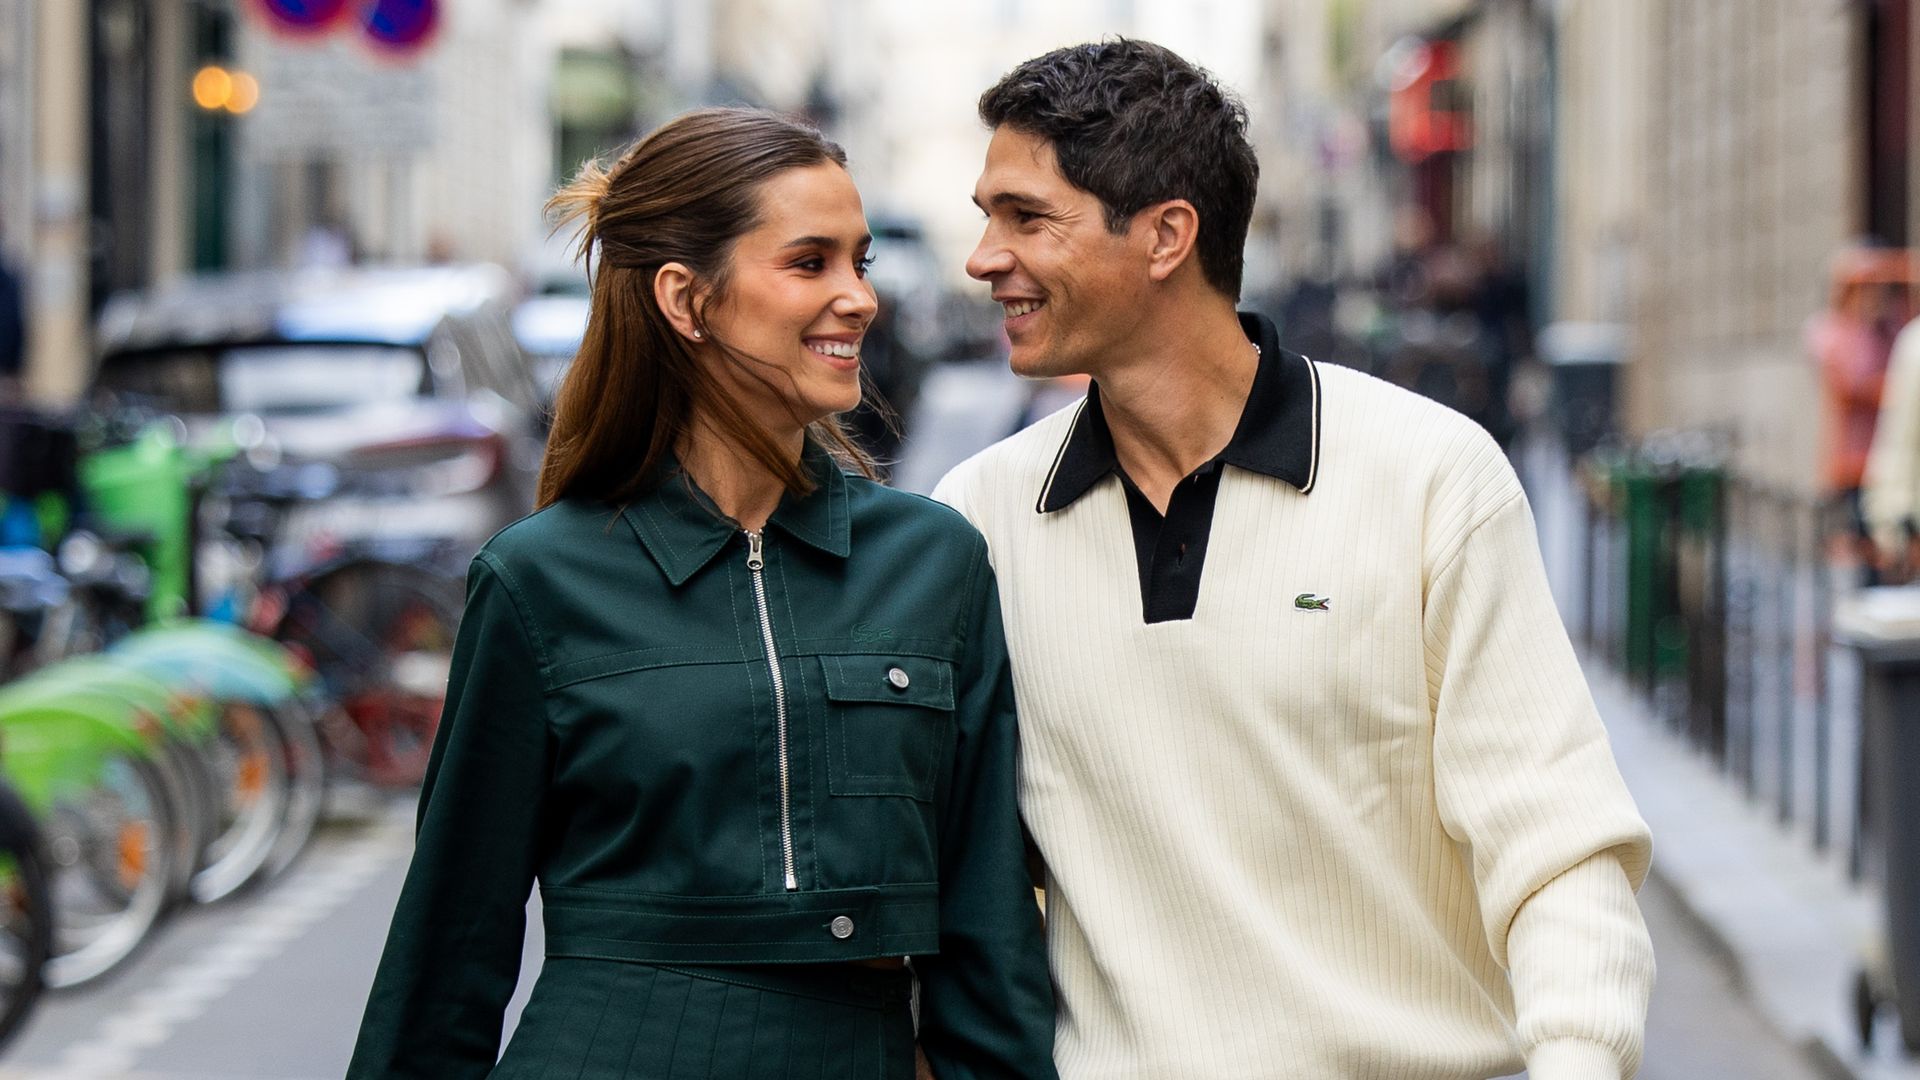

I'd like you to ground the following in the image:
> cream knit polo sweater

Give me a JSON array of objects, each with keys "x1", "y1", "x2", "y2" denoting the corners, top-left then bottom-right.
[{"x1": 934, "y1": 359, "x2": 1655, "y2": 1080}]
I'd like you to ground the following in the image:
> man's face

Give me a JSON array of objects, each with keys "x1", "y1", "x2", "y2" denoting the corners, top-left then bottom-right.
[{"x1": 967, "y1": 128, "x2": 1147, "y2": 379}]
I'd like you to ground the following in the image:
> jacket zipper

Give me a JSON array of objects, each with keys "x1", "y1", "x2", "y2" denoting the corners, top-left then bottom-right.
[{"x1": 745, "y1": 530, "x2": 799, "y2": 891}]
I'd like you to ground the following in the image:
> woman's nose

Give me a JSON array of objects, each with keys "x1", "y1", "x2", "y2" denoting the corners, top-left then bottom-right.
[{"x1": 837, "y1": 280, "x2": 878, "y2": 322}]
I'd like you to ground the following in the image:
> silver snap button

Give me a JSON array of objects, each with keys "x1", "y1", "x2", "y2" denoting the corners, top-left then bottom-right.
[
  {"x1": 887, "y1": 667, "x2": 910, "y2": 690},
  {"x1": 830, "y1": 915, "x2": 855, "y2": 939}
]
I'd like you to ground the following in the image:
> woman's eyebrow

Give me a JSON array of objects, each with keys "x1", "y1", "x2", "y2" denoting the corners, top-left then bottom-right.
[{"x1": 780, "y1": 233, "x2": 873, "y2": 250}]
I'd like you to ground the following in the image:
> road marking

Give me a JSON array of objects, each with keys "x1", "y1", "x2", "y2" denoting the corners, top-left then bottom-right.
[{"x1": 6, "y1": 806, "x2": 413, "y2": 1080}]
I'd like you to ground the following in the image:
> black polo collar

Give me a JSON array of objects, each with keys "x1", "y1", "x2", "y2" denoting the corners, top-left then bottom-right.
[{"x1": 1036, "y1": 312, "x2": 1322, "y2": 514}]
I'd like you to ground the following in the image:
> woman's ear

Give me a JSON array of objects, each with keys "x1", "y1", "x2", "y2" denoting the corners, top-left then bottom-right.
[{"x1": 654, "y1": 263, "x2": 707, "y2": 342}]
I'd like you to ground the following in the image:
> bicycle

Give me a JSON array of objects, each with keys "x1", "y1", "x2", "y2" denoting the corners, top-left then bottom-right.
[
  {"x1": 202, "y1": 457, "x2": 465, "y2": 788},
  {"x1": 0, "y1": 775, "x2": 52, "y2": 1049}
]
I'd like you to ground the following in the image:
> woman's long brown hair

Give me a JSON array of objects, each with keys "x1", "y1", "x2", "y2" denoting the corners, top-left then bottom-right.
[{"x1": 537, "y1": 107, "x2": 877, "y2": 510}]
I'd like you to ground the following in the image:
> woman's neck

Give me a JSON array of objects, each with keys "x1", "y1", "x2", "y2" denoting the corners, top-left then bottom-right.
[{"x1": 677, "y1": 418, "x2": 807, "y2": 532}]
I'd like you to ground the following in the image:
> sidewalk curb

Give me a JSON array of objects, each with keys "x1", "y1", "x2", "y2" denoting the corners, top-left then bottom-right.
[
  {"x1": 1586, "y1": 659, "x2": 1914, "y2": 1080},
  {"x1": 1643, "y1": 864, "x2": 1859, "y2": 1080}
]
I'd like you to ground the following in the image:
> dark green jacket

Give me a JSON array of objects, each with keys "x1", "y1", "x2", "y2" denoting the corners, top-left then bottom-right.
[{"x1": 348, "y1": 449, "x2": 1057, "y2": 1079}]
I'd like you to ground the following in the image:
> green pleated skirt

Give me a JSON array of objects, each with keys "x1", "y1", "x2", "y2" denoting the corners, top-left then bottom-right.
[{"x1": 489, "y1": 958, "x2": 917, "y2": 1080}]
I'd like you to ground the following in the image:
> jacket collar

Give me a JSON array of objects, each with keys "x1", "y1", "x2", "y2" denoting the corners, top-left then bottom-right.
[
  {"x1": 622, "y1": 441, "x2": 852, "y2": 586},
  {"x1": 1036, "y1": 311, "x2": 1322, "y2": 513}
]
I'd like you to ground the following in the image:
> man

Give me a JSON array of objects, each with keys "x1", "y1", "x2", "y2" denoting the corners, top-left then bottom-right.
[{"x1": 934, "y1": 40, "x2": 1654, "y2": 1080}]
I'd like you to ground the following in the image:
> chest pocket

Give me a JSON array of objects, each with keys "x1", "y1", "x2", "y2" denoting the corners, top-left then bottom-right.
[{"x1": 820, "y1": 654, "x2": 955, "y2": 802}]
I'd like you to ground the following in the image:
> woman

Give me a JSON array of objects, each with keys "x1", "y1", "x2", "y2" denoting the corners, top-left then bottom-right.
[{"x1": 347, "y1": 108, "x2": 1057, "y2": 1080}]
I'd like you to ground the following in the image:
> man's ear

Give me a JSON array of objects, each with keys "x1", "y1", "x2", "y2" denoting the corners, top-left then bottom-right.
[
  {"x1": 1143, "y1": 200, "x2": 1200, "y2": 284},
  {"x1": 653, "y1": 263, "x2": 707, "y2": 343}
]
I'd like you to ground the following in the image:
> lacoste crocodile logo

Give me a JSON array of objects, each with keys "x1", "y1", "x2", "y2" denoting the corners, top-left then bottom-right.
[
  {"x1": 851, "y1": 621, "x2": 897, "y2": 644},
  {"x1": 1294, "y1": 593, "x2": 1331, "y2": 612}
]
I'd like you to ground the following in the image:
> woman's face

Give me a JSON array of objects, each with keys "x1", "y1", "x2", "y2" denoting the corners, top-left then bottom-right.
[{"x1": 699, "y1": 163, "x2": 878, "y2": 433}]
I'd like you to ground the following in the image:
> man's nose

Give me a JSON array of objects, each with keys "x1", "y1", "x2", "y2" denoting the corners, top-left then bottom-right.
[{"x1": 966, "y1": 234, "x2": 1012, "y2": 282}]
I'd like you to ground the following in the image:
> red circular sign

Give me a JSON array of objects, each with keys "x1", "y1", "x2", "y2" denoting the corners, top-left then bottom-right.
[
  {"x1": 361, "y1": 0, "x2": 439, "y2": 54},
  {"x1": 249, "y1": 0, "x2": 352, "y2": 34}
]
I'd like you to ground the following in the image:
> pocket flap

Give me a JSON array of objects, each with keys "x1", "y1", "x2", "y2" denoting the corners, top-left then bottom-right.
[{"x1": 819, "y1": 655, "x2": 955, "y2": 710}]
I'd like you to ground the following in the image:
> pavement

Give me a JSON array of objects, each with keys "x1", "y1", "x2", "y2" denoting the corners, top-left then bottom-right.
[{"x1": 1589, "y1": 659, "x2": 1900, "y2": 1078}]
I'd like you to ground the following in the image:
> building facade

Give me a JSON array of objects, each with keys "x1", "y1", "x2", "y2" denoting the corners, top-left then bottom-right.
[{"x1": 1628, "y1": 0, "x2": 1865, "y2": 488}]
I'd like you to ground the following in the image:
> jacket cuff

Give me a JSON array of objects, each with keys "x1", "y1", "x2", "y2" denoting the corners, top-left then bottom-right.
[{"x1": 1526, "y1": 1037, "x2": 1624, "y2": 1080}]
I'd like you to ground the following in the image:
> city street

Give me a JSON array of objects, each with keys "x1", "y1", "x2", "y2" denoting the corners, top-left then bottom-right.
[
  {"x1": 0, "y1": 780, "x2": 1829, "y2": 1079},
  {"x1": 0, "y1": 362, "x2": 1838, "y2": 1080},
  {"x1": 3, "y1": 0, "x2": 1917, "y2": 1074},
  {"x1": 0, "y1": 349, "x2": 1841, "y2": 1077}
]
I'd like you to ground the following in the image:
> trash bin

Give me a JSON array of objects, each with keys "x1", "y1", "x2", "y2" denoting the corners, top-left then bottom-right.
[
  {"x1": 1538, "y1": 321, "x2": 1625, "y2": 457},
  {"x1": 1835, "y1": 586, "x2": 1920, "y2": 1052},
  {"x1": 1613, "y1": 454, "x2": 1688, "y2": 690}
]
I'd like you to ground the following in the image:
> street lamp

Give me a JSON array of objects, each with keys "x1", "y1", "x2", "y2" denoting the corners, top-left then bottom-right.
[{"x1": 191, "y1": 65, "x2": 261, "y2": 115}]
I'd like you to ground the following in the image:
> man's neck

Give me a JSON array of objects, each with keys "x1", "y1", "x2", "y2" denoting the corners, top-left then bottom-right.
[{"x1": 1094, "y1": 305, "x2": 1257, "y2": 513}]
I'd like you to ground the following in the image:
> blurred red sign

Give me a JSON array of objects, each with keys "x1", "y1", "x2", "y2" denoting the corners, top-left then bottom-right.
[
  {"x1": 249, "y1": 0, "x2": 353, "y2": 35},
  {"x1": 361, "y1": 0, "x2": 439, "y2": 54},
  {"x1": 1389, "y1": 39, "x2": 1472, "y2": 163}
]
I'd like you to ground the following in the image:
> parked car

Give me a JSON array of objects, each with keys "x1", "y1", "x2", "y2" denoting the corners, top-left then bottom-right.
[
  {"x1": 511, "y1": 290, "x2": 589, "y2": 417},
  {"x1": 87, "y1": 265, "x2": 545, "y2": 554}
]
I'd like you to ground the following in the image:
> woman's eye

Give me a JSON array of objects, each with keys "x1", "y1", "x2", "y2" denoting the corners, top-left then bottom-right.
[
  {"x1": 855, "y1": 255, "x2": 877, "y2": 276},
  {"x1": 795, "y1": 257, "x2": 825, "y2": 272}
]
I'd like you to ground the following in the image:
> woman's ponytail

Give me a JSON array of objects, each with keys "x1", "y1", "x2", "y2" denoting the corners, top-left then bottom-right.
[{"x1": 545, "y1": 155, "x2": 616, "y2": 266}]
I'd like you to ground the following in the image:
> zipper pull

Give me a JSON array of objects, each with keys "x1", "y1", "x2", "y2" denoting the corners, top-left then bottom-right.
[{"x1": 745, "y1": 530, "x2": 764, "y2": 571}]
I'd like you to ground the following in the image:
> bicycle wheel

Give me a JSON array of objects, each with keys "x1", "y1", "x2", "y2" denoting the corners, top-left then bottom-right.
[
  {"x1": 270, "y1": 561, "x2": 461, "y2": 787},
  {"x1": 43, "y1": 753, "x2": 178, "y2": 988},
  {"x1": 257, "y1": 694, "x2": 327, "y2": 884},
  {"x1": 0, "y1": 781, "x2": 51, "y2": 1050},
  {"x1": 186, "y1": 701, "x2": 291, "y2": 905},
  {"x1": 148, "y1": 737, "x2": 215, "y2": 906}
]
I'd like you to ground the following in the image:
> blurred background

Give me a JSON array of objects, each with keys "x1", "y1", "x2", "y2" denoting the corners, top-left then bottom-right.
[{"x1": 0, "y1": 0, "x2": 1919, "y2": 1077}]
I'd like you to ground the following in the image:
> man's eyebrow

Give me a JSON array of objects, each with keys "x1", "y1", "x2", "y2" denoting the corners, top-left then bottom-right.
[
  {"x1": 780, "y1": 233, "x2": 873, "y2": 250},
  {"x1": 972, "y1": 192, "x2": 1050, "y2": 212}
]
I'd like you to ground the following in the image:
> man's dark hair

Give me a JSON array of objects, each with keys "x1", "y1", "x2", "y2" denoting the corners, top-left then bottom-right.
[{"x1": 979, "y1": 38, "x2": 1259, "y2": 299}]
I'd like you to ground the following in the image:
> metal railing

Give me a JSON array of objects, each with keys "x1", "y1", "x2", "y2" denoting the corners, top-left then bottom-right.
[{"x1": 1565, "y1": 435, "x2": 1873, "y2": 878}]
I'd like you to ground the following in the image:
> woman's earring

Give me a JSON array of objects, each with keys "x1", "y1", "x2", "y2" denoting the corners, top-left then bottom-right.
[{"x1": 692, "y1": 329, "x2": 703, "y2": 340}]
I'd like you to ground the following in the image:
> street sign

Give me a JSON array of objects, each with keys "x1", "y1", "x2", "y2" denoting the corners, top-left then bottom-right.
[
  {"x1": 360, "y1": 0, "x2": 439, "y2": 54},
  {"x1": 249, "y1": 0, "x2": 353, "y2": 35},
  {"x1": 237, "y1": 29, "x2": 435, "y2": 159}
]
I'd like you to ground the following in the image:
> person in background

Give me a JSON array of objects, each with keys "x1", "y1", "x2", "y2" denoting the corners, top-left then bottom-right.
[
  {"x1": 0, "y1": 220, "x2": 24, "y2": 401},
  {"x1": 1864, "y1": 270, "x2": 1920, "y2": 583},
  {"x1": 1469, "y1": 233, "x2": 1531, "y2": 449},
  {"x1": 1808, "y1": 245, "x2": 1914, "y2": 583}
]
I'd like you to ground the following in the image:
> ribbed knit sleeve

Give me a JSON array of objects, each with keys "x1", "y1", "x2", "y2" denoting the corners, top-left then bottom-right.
[
  {"x1": 1508, "y1": 854, "x2": 1655, "y2": 1079},
  {"x1": 1424, "y1": 485, "x2": 1654, "y2": 1078}
]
